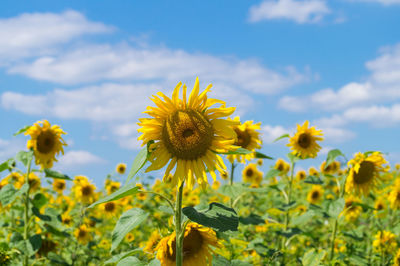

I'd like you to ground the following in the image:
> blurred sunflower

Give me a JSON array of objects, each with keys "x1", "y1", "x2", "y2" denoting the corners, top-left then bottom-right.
[
  {"x1": 220, "y1": 171, "x2": 229, "y2": 181},
  {"x1": 137, "y1": 77, "x2": 238, "y2": 189},
  {"x1": 242, "y1": 163, "x2": 259, "y2": 183},
  {"x1": 100, "y1": 201, "x2": 119, "y2": 217},
  {"x1": 341, "y1": 195, "x2": 362, "y2": 221},
  {"x1": 74, "y1": 225, "x2": 92, "y2": 245},
  {"x1": 296, "y1": 170, "x2": 307, "y2": 182},
  {"x1": 345, "y1": 152, "x2": 389, "y2": 196},
  {"x1": 227, "y1": 117, "x2": 262, "y2": 164},
  {"x1": 53, "y1": 179, "x2": 66, "y2": 194},
  {"x1": 308, "y1": 167, "x2": 319, "y2": 177},
  {"x1": 388, "y1": 184, "x2": 400, "y2": 210},
  {"x1": 144, "y1": 231, "x2": 161, "y2": 253},
  {"x1": 125, "y1": 232, "x2": 135, "y2": 242},
  {"x1": 373, "y1": 197, "x2": 387, "y2": 218},
  {"x1": 394, "y1": 248, "x2": 400, "y2": 266},
  {"x1": 116, "y1": 163, "x2": 127, "y2": 174},
  {"x1": 287, "y1": 121, "x2": 323, "y2": 159},
  {"x1": 73, "y1": 179, "x2": 97, "y2": 204},
  {"x1": 307, "y1": 185, "x2": 324, "y2": 204},
  {"x1": 372, "y1": 230, "x2": 397, "y2": 253},
  {"x1": 25, "y1": 120, "x2": 67, "y2": 169},
  {"x1": 5, "y1": 172, "x2": 24, "y2": 189},
  {"x1": 155, "y1": 223, "x2": 220, "y2": 266},
  {"x1": 27, "y1": 173, "x2": 41, "y2": 192},
  {"x1": 274, "y1": 158, "x2": 290, "y2": 175}
]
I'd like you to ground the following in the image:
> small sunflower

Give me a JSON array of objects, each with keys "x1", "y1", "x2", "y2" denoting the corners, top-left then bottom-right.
[
  {"x1": 25, "y1": 120, "x2": 67, "y2": 169},
  {"x1": 155, "y1": 223, "x2": 220, "y2": 266},
  {"x1": 307, "y1": 185, "x2": 324, "y2": 204},
  {"x1": 242, "y1": 163, "x2": 259, "y2": 183},
  {"x1": 388, "y1": 184, "x2": 400, "y2": 210},
  {"x1": 27, "y1": 173, "x2": 41, "y2": 192},
  {"x1": 5, "y1": 172, "x2": 24, "y2": 189},
  {"x1": 73, "y1": 179, "x2": 97, "y2": 204},
  {"x1": 227, "y1": 117, "x2": 262, "y2": 164},
  {"x1": 100, "y1": 201, "x2": 119, "y2": 217},
  {"x1": 345, "y1": 152, "x2": 389, "y2": 196},
  {"x1": 287, "y1": 121, "x2": 323, "y2": 159},
  {"x1": 116, "y1": 163, "x2": 127, "y2": 174},
  {"x1": 138, "y1": 78, "x2": 238, "y2": 189},
  {"x1": 341, "y1": 195, "x2": 362, "y2": 221},
  {"x1": 394, "y1": 248, "x2": 400, "y2": 266},
  {"x1": 220, "y1": 171, "x2": 229, "y2": 181},
  {"x1": 144, "y1": 231, "x2": 161, "y2": 253},
  {"x1": 296, "y1": 170, "x2": 307, "y2": 182},
  {"x1": 106, "y1": 180, "x2": 121, "y2": 195},
  {"x1": 74, "y1": 224, "x2": 92, "y2": 245},
  {"x1": 372, "y1": 230, "x2": 397, "y2": 254},
  {"x1": 274, "y1": 158, "x2": 290, "y2": 175},
  {"x1": 53, "y1": 179, "x2": 66, "y2": 194},
  {"x1": 308, "y1": 167, "x2": 319, "y2": 177},
  {"x1": 125, "y1": 232, "x2": 135, "y2": 243},
  {"x1": 373, "y1": 197, "x2": 387, "y2": 218}
]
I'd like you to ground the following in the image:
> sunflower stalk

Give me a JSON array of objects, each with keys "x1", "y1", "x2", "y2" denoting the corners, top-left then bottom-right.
[
  {"x1": 229, "y1": 162, "x2": 236, "y2": 207},
  {"x1": 23, "y1": 153, "x2": 33, "y2": 266},
  {"x1": 175, "y1": 182, "x2": 184, "y2": 266}
]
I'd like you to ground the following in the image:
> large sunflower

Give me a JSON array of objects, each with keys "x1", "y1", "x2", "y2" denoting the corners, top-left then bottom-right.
[
  {"x1": 138, "y1": 78, "x2": 238, "y2": 189},
  {"x1": 155, "y1": 223, "x2": 220, "y2": 266},
  {"x1": 25, "y1": 120, "x2": 67, "y2": 169},
  {"x1": 227, "y1": 117, "x2": 262, "y2": 164},
  {"x1": 345, "y1": 152, "x2": 389, "y2": 196},
  {"x1": 287, "y1": 121, "x2": 323, "y2": 159}
]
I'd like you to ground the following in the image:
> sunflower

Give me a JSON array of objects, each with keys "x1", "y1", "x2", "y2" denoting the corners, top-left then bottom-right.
[
  {"x1": 100, "y1": 201, "x2": 119, "y2": 217},
  {"x1": 155, "y1": 223, "x2": 220, "y2": 266},
  {"x1": 296, "y1": 170, "x2": 307, "y2": 182},
  {"x1": 242, "y1": 163, "x2": 259, "y2": 183},
  {"x1": 53, "y1": 179, "x2": 66, "y2": 194},
  {"x1": 394, "y1": 248, "x2": 400, "y2": 266},
  {"x1": 74, "y1": 225, "x2": 92, "y2": 245},
  {"x1": 137, "y1": 78, "x2": 238, "y2": 189},
  {"x1": 144, "y1": 231, "x2": 161, "y2": 253},
  {"x1": 5, "y1": 172, "x2": 24, "y2": 189},
  {"x1": 27, "y1": 173, "x2": 41, "y2": 192},
  {"x1": 125, "y1": 232, "x2": 135, "y2": 242},
  {"x1": 308, "y1": 167, "x2": 319, "y2": 177},
  {"x1": 116, "y1": 163, "x2": 127, "y2": 174},
  {"x1": 373, "y1": 197, "x2": 387, "y2": 218},
  {"x1": 372, "y1": 230, "x2": 397, "y2": 254},
  {"x1": 25, "y1": 120, "x2": 67, "y2": 169},
  {"x1": 341, "y1": 195, "x2": 362, "y2": 221},
  {"x1": 98, "y1": 239, "x2": 110, "y2": 249},
  {"x1": 274, "y1": 158, "x2": 290, "y2": 175},
  {"x1": 61, "y1": 213, "x2": 72, "y2": 227},
  {"x1": 227, "y1": 117, "x2": 262, "y2": 164},
  {"x1": 220, "y1": 171, "x2": 229, "y2": 181},
  {"x1": 73, "y1": 179, "x2": 97, "y2": 204},
  {"x1": 388, "y1": 184, "x2": 400, "y2": 210},
  {"x1": 287, "y1": 121, "x2": 323, "y2": 159},
  {"x1": 345, "y1": 152, "x2": 389, "y2": 196},
  {"x1": 106, "y1": 180, "x2": 121, "y2": 195},
  {"x1": 307, "y1": 185, "x2": 324, "y2": 204}
]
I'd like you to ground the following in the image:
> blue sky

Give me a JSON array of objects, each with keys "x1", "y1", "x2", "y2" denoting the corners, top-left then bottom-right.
[{"x1": 0, "y1": 0, "x2": 399, "y2": 186}]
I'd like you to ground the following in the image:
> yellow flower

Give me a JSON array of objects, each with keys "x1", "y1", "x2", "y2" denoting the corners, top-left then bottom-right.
[
  {"x1": 345, "y1": 152, "x2": 389, "y2": 196},
  {"x1": 394, "y1": 248, "x2": 400, "y2": 266},
  {"x1": 74, "y1": 225, "x2": 92, "y2": 245},
  {"x1": 155, "y1": 223, "x2": 221, "y2": 266},
  {"x1": 220, "y1": 171, "x2": 229, "y2": 181},
  {"x1": 372, "y1": 230, "x2": 397, "y2": 253},
  {"x1": 73, "y1": 179, "x2": 97, "y2": 204},
  {"x1": 320, "y1": 161, "x2": 340, "y2": 175},
  {"x1": 388, "y1": 184, "x2": 400, "y2": 210},
  {"x1": 61, "y1": 213, "x2": 72, "y2": 227},
  {"x1": 211, "y1": 180, "x2": 220, "y2": 190},
  {"x1": 373, "y1": 197, "x2": 387, "y2": 218},
  {"x1": 106, "y1": 180, "x2": 121, "y2": 195},
  {"x1": 296, "y1": 170, "x2": 307, "y2": 182},
  {"x1": 53, "y1": 179, "x2": 66, "y2": 194},
  {"x1": 27, "y1": 173, "x2": 41, "y2": 192},
  {"x1": 116, "y1": 163, "x2": 127, "y2": 174},
  {"x1": 307, "y1": 185, "x2": 324, "y2": 204},
  {"x1": 144, "y1": 231, "x2": 161, "y2": 253},
  {"x1": 4, "y1": 172, "x2": 24, "y2": 189},
  {"x1": 227, "y1": 117, "x2": 262, "y2": 164},
  {"x1": 137, "y1": 78, "x2": 238, "y2": 189},
  {"x1": 98, "y1": 239, "x2": 110, "y2": 249},
  {"x1": 287, "y1": 121, "x2": 323, "y2": 159},
  {"x1": 308, "y1": 167, "x2": 319, "y2": 177},
  {"x1": 242, "y1": 163, "x2": 259, "y2": 183},
  {"x1": 100, "y1": 201, "x2": 119, "y2": 217},
  {"x1": 125, "y1": 232, "x2": 135, "y2": 242},
  {"x1": 274, "y1": 158, "x2": 290, "y2": 175},
  {"x1": 341, "y1": 195, "x2": 362, "y2": 221},
  {"x1": 25, "y1": 120, "x2": 67, "y2": 169},
  {"x1": 334, "y1": 239, "x2": 346, "y2": 253}
]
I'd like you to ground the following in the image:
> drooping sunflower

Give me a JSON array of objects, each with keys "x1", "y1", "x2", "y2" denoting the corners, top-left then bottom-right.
[
  {"x1": 25, "y1": 120, "x2": 67, "y2": 169},
  {"x1": 227, "y1": 117, "x2": 262, "y2": 164},
  {"x1": 287, "y1": 121, "x2": 323, "y2": 159},
  {"x1": 144, "y1": 231, "x2": 161, "y2": 254},
  {"x1": 116, "y1": 163, "x2": 127, "y2": 174},
  {"x1": 138, "y1": 78, "x2": 238, "y2": 189},
  {"x1": 345, "y1": 152, "x2": 389, "y2": 196},
  {"x1": 307, "y1": 185, "x2": 324, "y2": 204},
  {"x1": 155, "y1": 223, "x2": 220, "y2": 266}
]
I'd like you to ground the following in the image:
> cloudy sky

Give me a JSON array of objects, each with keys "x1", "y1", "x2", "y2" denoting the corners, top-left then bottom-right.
[{"x1": 0, "y1": 0, "x2": 399, "y2": 185}]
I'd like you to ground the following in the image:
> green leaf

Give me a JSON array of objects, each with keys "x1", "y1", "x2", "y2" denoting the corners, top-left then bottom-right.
[
  {"x1": 273, "y1": 133, "x2": 289, "y2": 142},
  {"x1": 254, "y1": 151, "x2": 273, "y2": 160},
  {"x1": 88, "y1": 182, "x2": 140, "y2": 209},
  {"x1": 104, "y1": 249, "x2": 142, "y2": 265},
  {"x1": 239, "y1": 214, "x2": 264, "y2": 225},
  {"x1": 276, "y1": 227, "x2": 302, "y2": 238},
  {"x1": 111, "y1": 208, "x2": 148, "y2": 252},
  {"x1": 117, "y1": 256, "x2": 145, "y2": 266},
  {"x1": 158, "y1": 205, "x2": 174, "y2": 215},
  {"x1": 327, "y1": 198, "x2": 345, "y2": 218},
  {"x1": 212, "y1": 255, "x2": 252, "y2": 266},
  {"x1": 182, "y1": 202, "x2": 239, "y2": 232},
  {"x1": 29, "y1": 234, "x2": 42, "y2": 253},
  {"x1": 32, "y1": 193, "x2": 48, "y2": 209},
  {"x1": 303, "y1": 176, "x2": 323, "y2": 185},
  {"x1": 16, "y1": 239, "x2": 34, "y2": 256},
  {"x1": 302, "y1": 249, "x2": 326, "y2": 266},
  {"x1": 325, "y1": 149, "x2": 346, "y2": 168},
  {"x1": 277, "y1": 201, "x2": 296, "y2": 212},
  {"x1": 44, "y1": 169, "x2": 72, "y2": 180},
  {"x1": 13, "y1": 125, "x2": 31, "y2": 136},
  {"x1": 126, "y1": 145, "x2": 149, "y2": 183},
  {"x1": 0, "y1": 159, "x2": 14, "y2": 173},
  {"x1": 287, "y1": 153, "x2": 300, "y2": 164},
  {"x1": 148, "y1": 259, "x2": 161, "y2": 266},
  {"x1": 265, "y1": 169, "x2": 281, "y2": 179},
  {"x1": 0, "y1": 183, "x2": 28, "y2": 206},
  {"x1": 218, "y1": 183, "x2": 246, "y2": 199},
  {"x1": 32, "y1": 206, "x2": 51, "y2": 221},
  {"x1": 291, "y1": 211, "x2": 315, "y2": 227},
  {"x1": 15, "y1": 151, "x2": 33, "y2": 167},
  {"x1": 220, "y1": 148, "x2": 252, "y2": 155}
]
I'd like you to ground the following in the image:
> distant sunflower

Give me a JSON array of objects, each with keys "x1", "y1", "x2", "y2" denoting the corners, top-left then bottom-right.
[
  {"x1": 220, "y1": 171, "x2": 229, "y2": 181},
  {"x1": 388, "y1": 184, "x2": 400, "y2": 210},
  {"x1": 287, "y1": 121, "x2": 323, "y2": 159},
  {"x1": 373, "y1": 197, "x2": 387, "y2": 218},
  {"x1": 155, "y1": 223, "x2": 220, "y2": 266},
  {"x1": 307, "y1": 185, "x2": 324, "y2": 204},
  {"x1": 372, "y1": 230, "x2": 397, "y2": 253},
  {"x1": 144, "y1": 231, "x2": 161, "y2": 253},
  {"x1": 308, "y1": 167, "x2": 319, "y2": 177},
  {"x1": 74, "y1": 180, "x2": 97, "y2": 204},
  {"x1": 242, "y1": 163, "x2": 259, "y2": 183},
  {"x1": 100, "y1": 201, "x2": 119, "y2": 217},
  {"x1": 27, "y1": 173, "x2": 41, "y2": 192},
  {"x1": 125, "y1": 232, "x2": 135, "y2": 242},
  {"x1": 227, "y1": 117, "x2": 262, "y2": 164},
  {"x1": 341, "y1": 195, "x2": 362, "y2": 221},
  {"x1": 296, "y1": 170, "x2": 307, "y2": 182},
  {"x1": 345, "y1": 152, "x2": 389, "y2": 196},
  {"x1": 116, "y1": 163, "x2": 127, "y2": 174},
  {"x1": 274, "y1": 158, "x2": 290, "y2": 175},
  {"x1": 138, "y1": 78, "x2": 238, "y2": 189},
  {"x1": 74, "y1": 225, "x2": 92, "y2": 245},
  {"x1": 53, "y1": 179, "x2": 66, "y2": 194},
  {"x1": 394, "y1": 248, "x2": 400, "y2": 266},
  {"x1": 25, "y1": 120, "x2": 67, "y2": 169}
]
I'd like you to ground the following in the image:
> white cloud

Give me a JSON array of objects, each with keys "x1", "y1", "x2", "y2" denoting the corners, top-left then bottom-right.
[
  {"x1": 249, "y1": 0, "x2": 330, "y2": 24},
  {"x1": 343, "y1": 104, "x2": 400, "y2": 127},
  {"x1": 261, "y1": 124, "x2": 290, "y2": 143},
  {"x1": 57, "y1": 150, "x2": 105, "y2": 170},
  {"x1": 0, "y1": 10, "x2": 113, "y2": 62},
  {"x1": 320, "y1": 127, "x2": 356, "y2": 143},
  {"x1": 0, "y1": 138, "x2": 25, "y2": 162},
  {"x1": 7, "y1": 43, "x2": 310, "y2": 94},
  {"x1": 348, "y1": 0, "x2": 400, "y2": 5}
]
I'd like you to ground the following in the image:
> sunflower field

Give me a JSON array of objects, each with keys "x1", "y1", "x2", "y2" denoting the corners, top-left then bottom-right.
[{"x1": 1, "y1": 78, "x2": 400, "y2": 266}]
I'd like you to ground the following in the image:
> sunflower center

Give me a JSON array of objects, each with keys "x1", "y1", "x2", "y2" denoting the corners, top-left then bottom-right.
[
  {"x1": 36, "y1": 131, "x2": 55, "y2": 154},
  {"x1": 56, "y1": 182, "x2": 65, "y2": 190},
  {"x1": 234, "y1": 128, "x2": 251, "y2": 148},
  {"x1": 105, "y1": 202, "x2": 115, "y2": 212},
  {"x1": 397, "y1": 192, "x2": 400, "y2": 201},
  {"x1": 246, "y1": 168, "x2": 254, "y2": 177},
  {"x1": 311, "y1": 191, "x2": 320, "y2": 199},
  {"x1": 376, "y1": 203, "x2": 383, "y2": 210},
  {"x1": 82, "y1": 185, "x2": 93, "y2": 196},
  {"x1": 353, "y1": 161, "x2": 375, "y2": 185},
  {"x1": 78, "y1": 229, "x2": 87, "y2": 238},
  {"x1": 298, "y1": 133, "x2": 311, "y2": 149},
  {"x1": 162, "y1": 110, "x2": 213, "y2": 160},
  {"x1": 183, "y1": 229, "x2": 203, "y2": 259},
  {"x1": 277, "y1": 163, "x2": 284, "y2": 172}
]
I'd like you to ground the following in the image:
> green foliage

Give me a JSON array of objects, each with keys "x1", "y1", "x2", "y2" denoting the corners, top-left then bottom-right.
[
  {"x1": 88, "y1": 183, "x2": 140, "y2": 209},
  {"x1": 13, "y1": 125, "x2": 31, "y2": 136},
  {"x1": 302, "y1": 249, "x2": 326, "y2": 266},
  {"x1": 44, "y1": 169, "x2": 72, "y2": 180},
  {"x1": 325, "y1": 149, "x2": 346, "y2": 168}
]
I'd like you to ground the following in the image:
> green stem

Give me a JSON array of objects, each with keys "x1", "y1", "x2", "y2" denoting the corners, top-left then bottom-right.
[
  {"x1": 281, "y1": 161, "x2": 295, "y2": 263},
  {"x1": 175, "y1": 182, "x2": 184, "y2": 266},
  {"x1": 23, "y1": 154, "x2": 33, "y2": 266},
  {"x1": 229, "y1": 162, "x2": 236, "y2": 207},
  {"x1": 329, "y1": 219, "x2": 338, "y2": 260}
]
